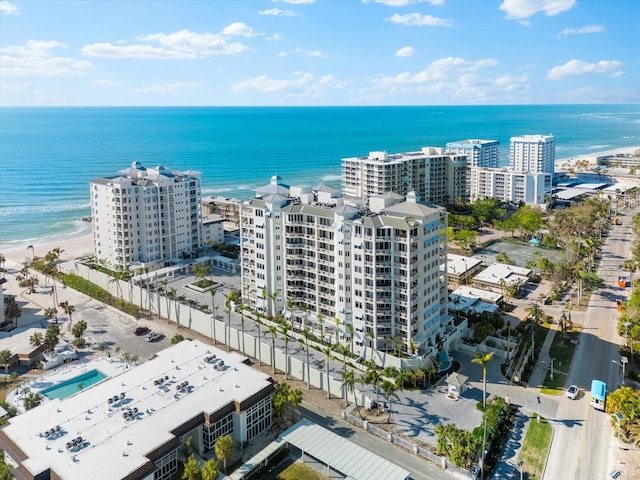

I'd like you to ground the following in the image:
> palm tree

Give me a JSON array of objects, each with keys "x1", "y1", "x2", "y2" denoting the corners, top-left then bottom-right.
[
  {"x1": 29, "y1": 332, "x2": 43, "y2": 348},
  {"x1": 288, "y1": 387, "x2": 303, "y2": 423},
  {"x1": 323, "y1": 344, "x2": 333, "y2": 399},
  {"x1": 334, "y1": 317, "x2": 341, "y2": 345},
  {"x1": 254, "y1": 311, "x2": 263, "y2": 366},
  {"x1": 71, "y1": 320, "x2": 87, "y2": 341},
  {"x1": 224, "y1": 293, "x2": 233, "y2": 351},
  {"x1": 381, "y1": 379, "x2": 401, "y2": 423},
  {"x1": 0, "y1": 253, "x2": 5, "y2": 277},
  {"x1": 201, "y1": 459, "x2": 219, "y2": 480},
  {"x1": 60, "y1": 301, "x2": 75, "y2": 329},
  {"x1": 0, "y1": 350, "x2": 12, "y2": 383},
  {"x1": 299, "y1": 327, "x2": 313, "y2": 390},
  {"x1": 27, "y1": 245, "x2": 34, "y2": 262},
  {"x1": 214, "y1": 434, "x2": 233, "y2": 474},
  {"x1": 341, "y1": 369, "x2": 356, "y2": 408},
  {"x1": 238, "y1": 302, "x2": 246, "y2": 355},
  {"x1": 182, "y1": 454, "x2": 202, "y2": 480},
  {"x1": 279, "y1": 323, "x2": 290, "y2": 380},
  {"x1": 471, "y1": 351, "x2": 495, "y2": 408},
  {"x1": 365, "y1": 365, "x2": 382, "y2": 407},
  {"x1": 347, "y1": 322, "x2": 355, "y2": 355},
  {"x1": 265, "y1": 325, "x2": 279, "y2": 374}
]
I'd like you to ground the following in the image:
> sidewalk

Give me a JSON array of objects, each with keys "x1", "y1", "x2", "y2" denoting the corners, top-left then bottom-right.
[{"x1": 491, "y1": 410, "x2": 530, "y2": 479}]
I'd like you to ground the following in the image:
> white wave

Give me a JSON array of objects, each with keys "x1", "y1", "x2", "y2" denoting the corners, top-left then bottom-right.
[
  {"x1": 235, "y1": 184, "x2": 254, "y2": 191},
  {"x1": 201, "y1": 186, "x2": 235, "y2": 195},
  {"x1": 321, "y1": 174, "x2": 342, "y2": 182},
  {"x1": 587, "y1": 144, "x2": 611, "y2": 150},
  {"x1": 0, "y1": 202, "x2": 92, "y2": 216}
]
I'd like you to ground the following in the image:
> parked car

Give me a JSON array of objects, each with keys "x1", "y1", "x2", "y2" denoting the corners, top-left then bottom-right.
[
  {"x1": 566, "y1": 384, "x2": 579, "y2": 400},
  {"x1": 146, "y1": 332, "x2": 162, "y2": 342},
  {"x1": 133, "y1": 326, "x2": 149, "y2": 336}
]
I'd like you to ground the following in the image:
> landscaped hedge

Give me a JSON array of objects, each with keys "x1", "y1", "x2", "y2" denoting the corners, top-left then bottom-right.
[{"x1": 62, "y1": 273, "x2": 139, "y2": 317}]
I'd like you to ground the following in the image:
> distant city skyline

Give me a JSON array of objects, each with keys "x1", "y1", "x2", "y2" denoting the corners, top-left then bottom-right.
[{"x1": 1, "y1": 0, "x2": 638, "y2": 106}]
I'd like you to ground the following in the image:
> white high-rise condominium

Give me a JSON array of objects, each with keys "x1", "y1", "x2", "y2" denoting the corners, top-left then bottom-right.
[
  {"x1": 445, "y1": 139, "x2": 500, "y2": 168},
  {"x1": 240, "y1": 175, "x2": 454, "y2": 359},
  {"x1": 90, "y1": 162, "x2": 202, "y2": 270},
  {"x1": 341, "y1": 147, "x2": 467, "y2": 205},
  {"x1": 509, "y1": 134, "x2": 556, "y2": 175},
  {"x1": 469, "y1": 167, "x2": 551, "y2": 207}
]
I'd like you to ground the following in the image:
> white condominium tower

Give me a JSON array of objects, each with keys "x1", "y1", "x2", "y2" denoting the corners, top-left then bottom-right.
[
  {"x1": 445, "y1": 139, "x2": 500, "y2": 168},
  {"x1": 90, "y1": 162, "x2": 202, "y2": 270},
  {"x1": 469, "y1": 167, "x2": 551, "y2": 207},
  {"x1": 509, "y1": 134, "x2": 556, "y2": 175},
  {"x1": 341, "y1": 147, "x2": 467, "y2": 206},
  {"x1": 240, "y1": 175, "x2": 450, "y2": 357}
]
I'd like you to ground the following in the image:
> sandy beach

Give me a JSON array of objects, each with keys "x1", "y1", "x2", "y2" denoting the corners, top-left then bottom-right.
[{"x1": 555, "y1": 145, "x2": 639, "y2": 171}]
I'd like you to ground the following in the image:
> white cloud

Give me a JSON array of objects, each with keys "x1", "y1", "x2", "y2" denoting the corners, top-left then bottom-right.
[
  {"x1": 547, "y1": 59, "x2": 623, "y2": 80},
  {"x1": 395, "y1": 46, "x2": 415, "y2": 57},
  {"x1": 558, "y1": 25, "x2": 603, "y2": 37},
  {"x1": 221, "y1": 22, "x2": 256, "y2": 37},
  {"x1": 94, "y1": 79, "x2": 117, "y2": 87},
  {"x1": 363, "y1": 0, "x2": 444, "y2": 6},
  {"x1": 277, "y1": 51, "x2": 287, "y2": 57},
  {"x1": 273, "y1": 0, "x2": 315, "y2": 4},
  {"x1": 83, "y1": 28, "x2": 253, "y2": 59},
  {"x1": 233, "y1": 72, "x2": 346, "y2": 96},
  {"x1": 387, "y1": 13, "x2": 454, "y2": 27},
  {"x1": 294, "y1": 48, "x2": 329, "y2": 57},
  {"x1": 266, "y1": 33, "x2": 282, "y2": 41},
  {"x1": 378, "y1": 57, "x2": 497, "y2": 86},
  {"x1": 0, "y1": 82, "x2": 30, "y2": 90},
  {"x1": 0, "y1": 1, "x2": 18, "y2": 15},
  {"x1": 259, "y1": 8, "x2": 297, "y2": 16},
  {"x1": 135, "y1": 82, "x2": 202, "y2": 94},
  {"x1": 1, "y1": 40, "x2": 91, "y2": 77},
  {"x1": 82, "y1": 43, "x2": 196, "y2": 59},
  {"x1": 500, "y1": 0, "x2": 575, "y2": 20}
]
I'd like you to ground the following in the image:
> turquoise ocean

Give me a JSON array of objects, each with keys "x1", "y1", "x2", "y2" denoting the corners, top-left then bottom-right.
[{"x1": 1, "y1": 105, "x2": 639, "y2": 247}]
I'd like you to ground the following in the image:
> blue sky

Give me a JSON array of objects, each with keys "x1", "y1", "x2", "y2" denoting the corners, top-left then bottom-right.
[{"x1": 1, "y1": 0, "x2": 638, "y2": 106}]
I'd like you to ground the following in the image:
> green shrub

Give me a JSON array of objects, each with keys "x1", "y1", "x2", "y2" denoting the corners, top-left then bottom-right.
[{"x1": 62, "y1": 274, "x2": 139, "y2": 317}]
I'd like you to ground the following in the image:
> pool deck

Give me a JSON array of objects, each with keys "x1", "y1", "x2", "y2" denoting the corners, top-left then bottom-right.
[{"x1": 9, "y1": 358, "x2": 129, "y2": 413}]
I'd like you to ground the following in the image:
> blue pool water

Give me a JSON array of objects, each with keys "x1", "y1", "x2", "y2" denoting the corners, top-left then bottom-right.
[{"x1": 41, "y1": 369, "x2": 107, "y2": 400}]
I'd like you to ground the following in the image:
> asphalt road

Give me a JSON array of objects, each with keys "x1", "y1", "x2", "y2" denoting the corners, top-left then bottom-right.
[{"x1": 544, "y1": 208, "x2": 637, "y2": 480}]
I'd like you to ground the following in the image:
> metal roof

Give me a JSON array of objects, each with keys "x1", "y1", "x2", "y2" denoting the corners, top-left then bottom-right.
[{"x1": 280, "y1": 419, "x2": 410, "y2": 480}]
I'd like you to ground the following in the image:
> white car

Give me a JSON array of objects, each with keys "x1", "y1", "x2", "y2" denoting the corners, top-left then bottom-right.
[
  {"x1": 566, "y1": 385, "x2": 579, "y2": 400},
  {"x1": 146, "y1": 332, "x2": 162, "y2": 342}
]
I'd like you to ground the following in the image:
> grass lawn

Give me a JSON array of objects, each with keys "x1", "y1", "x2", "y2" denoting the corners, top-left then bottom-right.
[
  {"x1": 277, "y1": 461, "x2": 327, "y2": 480},
  {"x1": 519, "y1": 416, "x2": 553, "y2": 480},
  {"x1": 541, "y1": 328, "x2": 580, "y2": 395}
]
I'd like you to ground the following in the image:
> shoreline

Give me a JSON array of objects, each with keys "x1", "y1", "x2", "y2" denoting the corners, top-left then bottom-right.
[
  {"x1": 554, "y1": 145, "x2": 639, "y2": 170},
  {"x1": 1, "y1": 145, "x2": 638, "y2": 265}
]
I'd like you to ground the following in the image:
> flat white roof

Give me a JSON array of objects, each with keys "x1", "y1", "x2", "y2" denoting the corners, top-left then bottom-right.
[
  {"x1": 554, "y1": 188, "x2": 587, "y2": 200},
  {"x1": 281, "y1": 419, "x2": 410, "y2": 480},
  {"x1": 603, "y1": 183, "x2": 639, "y2": 193},
  {"x1": 0, "y1": 327, "x2": 46, "y2": 356},
  {"x1": 574, "y1": 182, "x2": 608, "y2": 190},
  {"x1": 452, "y1": 285, "x2": 503, "y2": 304},
  {"x1": 444, "y1": 254, "x2": 482, "y2": 275},
  {"x1": 473, "y1": 263, "x2": 530, "y2": 287},
  {"x1": 3, "y1": 341, "x2": 272, "y2": 480}
]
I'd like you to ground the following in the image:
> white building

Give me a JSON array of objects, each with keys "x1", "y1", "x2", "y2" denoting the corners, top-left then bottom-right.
[
  {"x1": 341, "y1": 147, "x2": 467, "y2": 205},
  {"x1": 90, "y1": 162, "x2": 203, "y2": 270},
  {"x1": 240, "y1": 176, "x2": 452, "y2": 358},
  {"x1": 0, "y1": 341, "x2": 275, "y2": 480},
  {"x1": 202, "y1": 214, "x2": 225, "y2": 245},
  {"x1": 445, "y1": 139, "x2": 500, "y2": 168},
  {"x1": 472, "y1": 263, "x2": 532, "y2": 293},
  {"x1": 470, "y1": 167, "x2": 551, "y2": 207},
  {"x1": 509, "y1": 134, "x2": 556, "y2": 175}
]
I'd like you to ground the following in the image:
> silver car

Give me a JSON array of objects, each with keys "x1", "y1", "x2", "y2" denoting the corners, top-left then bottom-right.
[{"x1": 566, "y1": 385, "x2": 579, "y2": 400}]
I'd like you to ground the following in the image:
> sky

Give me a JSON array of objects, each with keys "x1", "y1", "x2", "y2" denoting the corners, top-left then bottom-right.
[{"x1": 1, "y1": 0, "x2": 638, "y2": 106}]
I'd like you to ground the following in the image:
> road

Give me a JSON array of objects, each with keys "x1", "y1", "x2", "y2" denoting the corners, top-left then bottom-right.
[{"x1": 545, "y1": 210, "x2": 637, "y2": 480}]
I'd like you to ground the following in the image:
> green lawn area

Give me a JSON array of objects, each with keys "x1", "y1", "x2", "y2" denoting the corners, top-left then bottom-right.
[
  {"x1": 541, "y1": 329, "x2": 580, "y2": 395},
  {"x1": 277, "y1": 461, "x2": 327, "y2": 480},
  {"x1": 519, "y1": 416, "x2": 553, "y2": 480}
]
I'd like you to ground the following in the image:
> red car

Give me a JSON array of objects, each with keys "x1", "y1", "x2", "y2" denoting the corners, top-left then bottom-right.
[{"x1": 133, "y1": 326, "x2": 149, "y2": 336}]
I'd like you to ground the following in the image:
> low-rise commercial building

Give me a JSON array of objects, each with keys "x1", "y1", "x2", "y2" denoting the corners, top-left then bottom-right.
[{"x1": 0, "y1": 340, "x2": 275, "y2": 480}]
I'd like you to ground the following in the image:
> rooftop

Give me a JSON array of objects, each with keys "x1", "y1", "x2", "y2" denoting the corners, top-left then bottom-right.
[
  {"x1": 473, "y1": 263, "x2": 531, "y2": 287},
  {"x1": 3, "y1": 341, "x2": 273, "y2": 480}
]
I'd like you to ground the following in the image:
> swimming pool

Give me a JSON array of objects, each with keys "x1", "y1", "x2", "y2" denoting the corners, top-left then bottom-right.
[{"x1": 41, "y1": 369, "x2": 108, "y2": 400}]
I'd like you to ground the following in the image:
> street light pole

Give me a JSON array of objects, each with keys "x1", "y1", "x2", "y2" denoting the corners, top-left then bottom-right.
[{"x1": 517, "y1": 460, "x2": 524, "y2": 480}]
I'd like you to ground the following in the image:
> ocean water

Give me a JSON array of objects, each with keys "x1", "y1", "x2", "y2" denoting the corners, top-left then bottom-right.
[{"x1": 1, "y1": 105, "x2": 638, "y2": 246}]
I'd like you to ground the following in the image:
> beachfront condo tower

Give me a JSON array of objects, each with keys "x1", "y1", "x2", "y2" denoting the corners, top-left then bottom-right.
[
  {"x1": 509, "y1": 134, "x2": 556, "y2": 175},
  {"x1": 341, "y1": 147, "x2": 468, "y2": 206},
  {"x1": 469, "y1": 167, "x2": 551, "y2": 208},
  {"x1": 445, "y1": 139, "x2": 500, "y2": 168},
  {"x1": 90, "y1": 162, "x2": 202, "y2": 270},
  {"x1": 240, "y1": 175, "x2": 457, "y2": 361}
]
